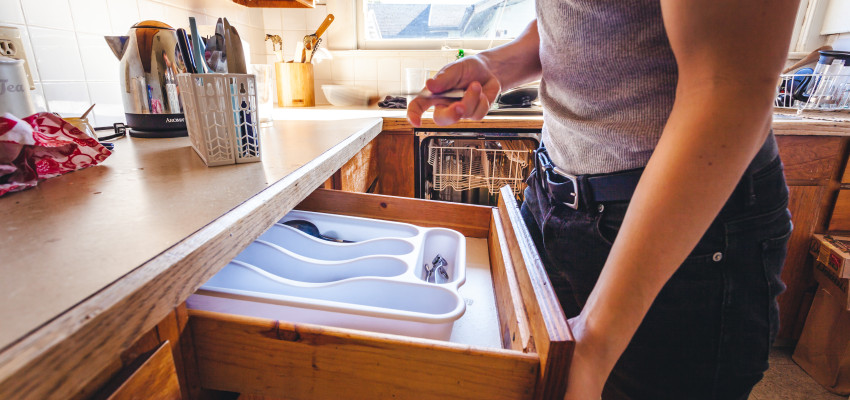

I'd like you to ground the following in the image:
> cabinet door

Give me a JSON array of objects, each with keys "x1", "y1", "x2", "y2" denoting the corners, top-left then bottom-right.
[
  {"x1": 777, "y1": 185, "x2": 824, "y2": 341},
  {"x1": 104, "y1": 341, "x2": 182, "y2": 400}
]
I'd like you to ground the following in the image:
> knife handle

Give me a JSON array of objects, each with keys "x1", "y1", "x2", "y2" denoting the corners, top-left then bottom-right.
[{"x1": 315, "y1": 14, "x2": 335, "y2": 39}]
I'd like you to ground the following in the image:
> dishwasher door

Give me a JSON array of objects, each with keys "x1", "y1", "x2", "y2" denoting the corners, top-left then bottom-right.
[{"x1": 415, "y1": 130, "x2": 540, "y2": 206}]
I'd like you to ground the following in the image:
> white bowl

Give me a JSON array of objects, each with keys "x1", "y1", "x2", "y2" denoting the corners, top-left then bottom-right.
[{"x1": 321, "y1": 85, "x2": 370, "y2": 107}]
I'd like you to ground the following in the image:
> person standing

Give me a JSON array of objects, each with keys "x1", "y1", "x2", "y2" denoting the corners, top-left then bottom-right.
[{"x1": 407, "y1": 1, "x2": 800, "y2": 398}]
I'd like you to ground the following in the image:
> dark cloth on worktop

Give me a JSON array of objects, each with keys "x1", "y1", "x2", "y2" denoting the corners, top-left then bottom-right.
[
  {"x1": 521, "y1": 135, "x2": 791, "y2": 400},
  {"x1": 378, "y1": 96, "x2": 407, "y2": 109}
]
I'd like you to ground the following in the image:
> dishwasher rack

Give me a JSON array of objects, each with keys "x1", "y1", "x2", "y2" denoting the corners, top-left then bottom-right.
[{"x1": 426, "y1": 144, "x2": 533, "y2": 197}]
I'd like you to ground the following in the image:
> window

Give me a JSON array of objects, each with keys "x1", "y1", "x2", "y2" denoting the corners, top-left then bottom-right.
[{"x1": 357, "y1": 0, "x2": 536, "y2": 50}]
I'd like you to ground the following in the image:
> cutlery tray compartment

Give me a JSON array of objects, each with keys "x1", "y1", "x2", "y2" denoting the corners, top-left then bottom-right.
[{"x1": 188, "y1": 210, "x2": 468, "y2": 340}]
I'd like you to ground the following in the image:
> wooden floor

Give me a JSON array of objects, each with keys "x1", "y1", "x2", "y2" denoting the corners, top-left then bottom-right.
[{"x1": 750, "y1": 347, "x2": 845, "y2": 399}]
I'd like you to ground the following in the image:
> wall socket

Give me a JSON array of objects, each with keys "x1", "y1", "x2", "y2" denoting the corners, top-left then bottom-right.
[{"x1": 0, "y1": 26, "x2": 35, "y2": 90}]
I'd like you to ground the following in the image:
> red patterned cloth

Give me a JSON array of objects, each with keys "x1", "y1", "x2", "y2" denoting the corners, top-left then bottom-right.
[{"x1": 0, "y1": 112, "x2": 111, "y2": 196}]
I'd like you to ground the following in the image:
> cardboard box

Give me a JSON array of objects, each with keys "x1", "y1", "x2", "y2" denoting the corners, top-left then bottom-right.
[
  {"x1": 794, "y1": 235, "x2": 850, "y2": 395},
  {"x1": 810, "y1": 235, "x2": 850, "y2": 310},
  {"x1": 793, "y1": 284, "x2": 850, "y2": 395},
  {"x1": 811, "y1": 234, "x2": 850, "y2": 279}
]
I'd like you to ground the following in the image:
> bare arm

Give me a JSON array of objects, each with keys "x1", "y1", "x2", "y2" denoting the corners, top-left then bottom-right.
[
  {"x1": 565, "y1": 0, "x2": 800, "y2": 398},
  {"x1": 407, "y1": 21, "x2": 541, "y2": 127}
]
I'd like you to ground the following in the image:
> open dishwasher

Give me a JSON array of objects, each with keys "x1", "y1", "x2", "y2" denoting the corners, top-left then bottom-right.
[{"x1": 415, "y1": 130, "x2": 541, "y2": 206}]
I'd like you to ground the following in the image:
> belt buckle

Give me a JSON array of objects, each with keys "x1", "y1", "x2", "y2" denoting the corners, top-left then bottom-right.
[{"x1": 552, "y1": 166, "x2": 579, "y2": 209}]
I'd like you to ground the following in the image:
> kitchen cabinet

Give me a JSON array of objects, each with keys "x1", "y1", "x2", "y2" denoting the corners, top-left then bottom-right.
[{"x1": 775, "y1": 134, "x2": 849, "y2": 341}]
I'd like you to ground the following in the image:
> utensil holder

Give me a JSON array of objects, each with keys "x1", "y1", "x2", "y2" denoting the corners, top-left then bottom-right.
[
  {"x1": 188, "y1": 210, "x2": 468, "y2": 340},
  {"x1": 275, "y1": 62, "x2": 315, "y2": 107},
  {"x1": 177, "y1": 73, "x2": 261, "y2": 166}
]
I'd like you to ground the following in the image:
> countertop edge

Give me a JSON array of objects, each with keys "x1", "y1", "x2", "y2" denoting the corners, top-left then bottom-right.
[{"x1": 0, "y1": 118, "x2": 383, "y2": 398}]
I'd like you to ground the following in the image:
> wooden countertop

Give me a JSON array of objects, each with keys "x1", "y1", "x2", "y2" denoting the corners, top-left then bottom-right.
[
  {"x1": 273, "y1": 105, "x2": 850, "y2": 135},
  {"x1": 0, "y1": 116, "x2": 382, "y2": 395}
]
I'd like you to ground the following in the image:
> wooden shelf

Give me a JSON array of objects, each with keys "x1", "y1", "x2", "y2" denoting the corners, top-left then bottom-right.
[{"x1": 232, "y1": 0, "x2": 313, "y2": 8}]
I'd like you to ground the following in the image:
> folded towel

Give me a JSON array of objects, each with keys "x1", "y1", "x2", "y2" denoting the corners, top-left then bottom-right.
[
  {"x1": 0, "y1": 112, "x2": 112, "y2": 196},
  {"x1": 378, "y1": 95, "x2": 407, "y2": 109}
]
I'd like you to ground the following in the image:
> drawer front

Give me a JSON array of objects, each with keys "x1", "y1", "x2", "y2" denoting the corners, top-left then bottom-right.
[
  {"x1": 188, "y1": 189, "x2": 573, "y2": 400},
  {"x1": 190, "y1": 310, "x2": 538, "y2": 400},
  {"x1": 776, "y1": 135, "x2": 845, "y2": 184}
]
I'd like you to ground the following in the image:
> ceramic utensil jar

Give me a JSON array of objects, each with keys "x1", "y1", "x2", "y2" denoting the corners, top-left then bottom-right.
[{"x1": 0, "y1": 55, "x2": 35, "y2": 118}]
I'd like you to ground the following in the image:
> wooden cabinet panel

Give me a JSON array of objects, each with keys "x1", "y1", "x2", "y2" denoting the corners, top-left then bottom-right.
[
  {"x1": 104, "y1": 341, "x2": 181, "y2": 400},
  {"x1": 777, "y1": 185, "x2": 824, "y2": 341},
  {"x1": 776, "y1": 135, "x2": 846, "y2": 184},
  {"x1": 829, "y1": 190, "x2": 850, "y2": 232},
  {"x1": 339, "y1": 140, "x2": 378, "y2": 193},
  {"x1": 376, "y1": 132, "x2": 415, "y2": 197}
]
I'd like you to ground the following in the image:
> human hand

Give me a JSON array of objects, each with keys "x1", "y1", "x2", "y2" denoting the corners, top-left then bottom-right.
[
  {"x1": 406, "y1": 56, "x2": 501, "y2": 127},
  {"x1": 563, "y1": 315, "x2": 610, "y2": 400}
]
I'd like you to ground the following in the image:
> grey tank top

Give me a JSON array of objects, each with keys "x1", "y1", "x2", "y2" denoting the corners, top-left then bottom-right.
[{"x1": 536, "y1": 0, "x2": 678, "y2": 174}]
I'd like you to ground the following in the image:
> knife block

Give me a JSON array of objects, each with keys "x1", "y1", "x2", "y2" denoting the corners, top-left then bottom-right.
[{"x1": 275, "y1": 62, "x2": 315, "y2": 107}]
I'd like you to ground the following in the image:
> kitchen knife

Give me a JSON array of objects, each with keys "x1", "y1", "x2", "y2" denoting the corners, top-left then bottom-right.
[
  {"x1": 188, "y1": 17, "x2": 207, "y2": 73},
  {"x1": 176, "y1": 28, "x2": 196, "y2": 74},
  {"x1": 225, "y1": 21, "x2": 247, "y2": 74}
]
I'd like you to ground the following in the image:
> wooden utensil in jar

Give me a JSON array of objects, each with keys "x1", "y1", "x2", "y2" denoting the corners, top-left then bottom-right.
[{"x1": 302, "y1": 14, "x2": 334, "y2": 63}]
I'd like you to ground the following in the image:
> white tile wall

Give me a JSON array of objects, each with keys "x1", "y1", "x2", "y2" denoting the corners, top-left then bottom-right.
[
  {"x1": 28, "y1": 26, "x2": 86, "y2": 82},
  {"x1": 106, "y1": 0, "x2": 141, "y2": 34},
  {"x1": 21, "y1": 0, "x2": 74, "y2": 31},
  {"x1": 41, "y1": 81, "x2": 91, "y2": 116},
  {"x1": 77, "y1": 33, "x2": 120, "y2": 82},
  {"x1": 0, "y1": 0, "x2": 27, "y2": 25},
  {"x1": 69, "y1": 0, "x2": 113, "y2": 35},
  {"x1": 2, "y1": 0, "x2": 267, "y2": 125}
]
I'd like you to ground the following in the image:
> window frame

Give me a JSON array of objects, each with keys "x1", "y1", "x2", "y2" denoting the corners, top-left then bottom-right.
[{"x1": 355, "y1": 0, "x2": 520, "y2": 50}]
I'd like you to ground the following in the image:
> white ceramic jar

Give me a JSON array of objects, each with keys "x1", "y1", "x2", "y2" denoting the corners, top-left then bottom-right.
[{"x1": 0, "y1": 56, "x2": 35, "y2": 118}]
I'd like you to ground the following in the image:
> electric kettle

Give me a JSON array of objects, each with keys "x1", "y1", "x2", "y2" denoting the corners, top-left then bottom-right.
[{"x1": 105, "y1": 21, "x2": 187, "y2": 138}]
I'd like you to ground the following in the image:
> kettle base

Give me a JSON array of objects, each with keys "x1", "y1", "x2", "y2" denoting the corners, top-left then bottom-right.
[{"x1": 129, "y1": 128, "x2": 188, "y2": 138}]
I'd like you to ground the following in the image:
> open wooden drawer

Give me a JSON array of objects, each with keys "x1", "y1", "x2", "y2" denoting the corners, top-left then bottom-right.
[{"x1": 186, "y1": 186, "x2": 574, "y2": 400}]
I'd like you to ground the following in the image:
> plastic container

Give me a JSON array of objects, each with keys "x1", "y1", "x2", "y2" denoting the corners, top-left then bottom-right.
[
  {"x1": 321, "y1": 85, "x2": 370, "y2": 107},
  {"x1": 176, "y1": 73, "x2": 260, "y2": 166},
  {"x1": 802, "y1": 50, "x2": 850, "y2": 110},
  {"x1": 187, "y1": 210, "x2": 468, "y2": 340}
]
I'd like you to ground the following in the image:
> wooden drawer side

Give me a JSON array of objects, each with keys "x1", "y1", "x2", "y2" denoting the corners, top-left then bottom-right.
[
  {"x1": 497, "y1": 187, "x2": 574, "y2": 400},
  {"x1": 489, "y1": 209, "x2": 533, "y2": 352},
  {"x1": 296, "y1": 189, "x2": 493, "y2": 238},
  {"x1": 188, "y1": 310, "x2": 539, "y2": 400}
]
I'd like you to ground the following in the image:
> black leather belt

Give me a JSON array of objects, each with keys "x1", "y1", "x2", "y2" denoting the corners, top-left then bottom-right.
[{"x1": 534, "y1": 132, "x2": 780, "y2": 211}]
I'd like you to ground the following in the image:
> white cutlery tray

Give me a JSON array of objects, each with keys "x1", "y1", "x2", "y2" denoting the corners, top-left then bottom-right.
[{"x1": 187, "y1": 210, "x2": 467, "y2": 340}]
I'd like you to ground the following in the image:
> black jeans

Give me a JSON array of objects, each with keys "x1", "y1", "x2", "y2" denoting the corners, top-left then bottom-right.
[{"x1": 520, "y1": 146, "x2": 792, "y2": 400}]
